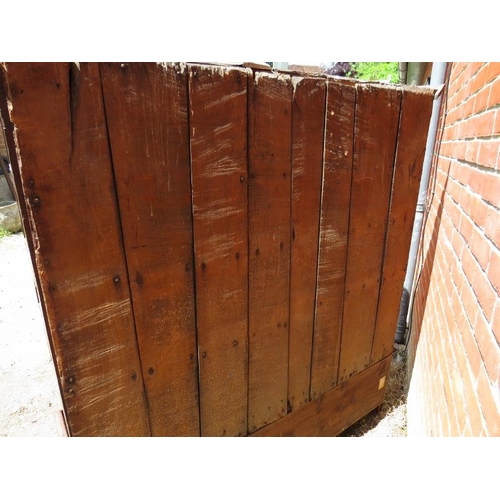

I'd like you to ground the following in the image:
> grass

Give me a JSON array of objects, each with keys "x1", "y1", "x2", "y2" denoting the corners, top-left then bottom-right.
[{"x1": 0, "y1": 227, "x2": 12, "y2": 239}]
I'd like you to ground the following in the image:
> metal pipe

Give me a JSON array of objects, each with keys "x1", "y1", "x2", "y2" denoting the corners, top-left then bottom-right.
[{"x1": 394, "y1": 62, "x2": 448, "y2": 345}]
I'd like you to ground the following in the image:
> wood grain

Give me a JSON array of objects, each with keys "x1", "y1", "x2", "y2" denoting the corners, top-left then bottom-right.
[
  {"x1": 100, "y1": 62, "x2": 199, "y2": 436},
  {"x1": 338, "y1": 84, "x2": 402, "y2": 382},
  {"x1": 370, "y1": 87, "x2": 435, "y2": 364},
  {"x1": 288, "y1": 76, "x2": 326, "y2": 411},
  {"x1": 251, "y1": 354, "x2": 392, "y2": 436},
  {"x1": 310, "y1": 80, "x2": 355, "y2": 398},
  {"x1": 248, "y1": 72, "x2": 292, "y2": 433},
  {"x1": 188, "y1": 64, "x2": 249, "y2": 436},
  {"x1": 1, "y1": 62, "x2": 150, "y2": 436}
]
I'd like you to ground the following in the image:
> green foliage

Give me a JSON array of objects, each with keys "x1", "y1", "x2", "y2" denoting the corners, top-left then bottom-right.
[
  {"x1": 0, "y1": 227, "x2": 12, "y2": 239},
  {"x1": 350, "y1": 62, "x2": 399, "y2": 83}
]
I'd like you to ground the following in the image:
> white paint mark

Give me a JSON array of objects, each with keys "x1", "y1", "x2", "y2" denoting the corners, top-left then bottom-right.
[
  {"x1": 205, "y1": 89, "x2": 245, "y2": 109},
  {"x1": 58, "y1": 299, "x2": 130, "y2": 336},
  {"x1": 57, "y1": 272, "x2": 109, "y2": 293}
]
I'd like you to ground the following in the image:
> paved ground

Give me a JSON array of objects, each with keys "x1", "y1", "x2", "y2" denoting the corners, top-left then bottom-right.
[
  {"x1": 0, "y1": 233, "x2": 63, "y2": 436},
  {"x1": 0, "y1": 232, "x2": 407, "y2": 437}
]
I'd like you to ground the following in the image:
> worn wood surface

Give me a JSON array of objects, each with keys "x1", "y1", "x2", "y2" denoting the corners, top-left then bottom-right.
[
  {"x1": 310, "y1": 80, "x2": 355, "y2": 397},
  {"x1": 188, "y1": 65, "x2": 249, "y2": 436},
  {"x1": 370, "y1": 87, "x2": 434, "y2": 364},
  {"x1": 251, "y1": 354, "x2": 392, "y2": 436},
  {"x1": 287, "y1": 77, "x2": 326, "y2": 411},
  {"x1": 248, "y1": 72, "x2": 292, "y2": 433},
  {"x1": 1, "y1": 62, "x2": 150, "y2": 436},
  {"x1": 2, "y1": 64, "x2": 434, "y2": 437},
  {"x1": 338, "y1": 84, "x2": 402, "y2": 382},
  {"x1": 100, "y1": 63, "x2": 199, "y2": 436}
]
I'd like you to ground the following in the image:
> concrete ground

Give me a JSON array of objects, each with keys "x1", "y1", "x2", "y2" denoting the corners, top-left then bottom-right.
[{"x1": 0, "y1": 233, "x2": 63, "y2": 436}]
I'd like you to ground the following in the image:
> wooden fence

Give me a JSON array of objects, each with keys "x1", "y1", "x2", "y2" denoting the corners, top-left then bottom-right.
[{"x1": 0, "y1": 63, "x2": 434, "y2": 436}]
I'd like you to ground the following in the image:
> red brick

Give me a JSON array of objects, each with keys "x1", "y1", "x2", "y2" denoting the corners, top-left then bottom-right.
[
  {"x1": 464, "y1": 140, "x2": 480, "y2": 164},
  {"x1": 448, "y1": 177, "x2": 462, "y2": 203},
  {"x1": 471, "y1": 269, "x2": 497, "y2": 321},
  {"x1": 476, "y1": 140, "x2": 499, "y2": 170},
  {"x1": 474, "y1": 63, "x2": 500, "y2": 90},
  {"x1": 460, "y1": 278, "x2": 479, "y2": 327},
  {"x1": 474, "y1": 110, "x2": 494, "y2": 137},
  {"x1": 474, "y1": 85, "x2": 490, "y2": 114},
  {"x1": 459, "y1": 313, "x2": 482, "y2": 379},
  {"x1": 488, "y1": 248, "x2": 500, "y2": 294},
  {"x1": 469, "y1": 195, "x2": 489, "y2": 229},
  {"x1": 484, "y1": 204, "x2": 500, "y2": 245},
  {"x1": 470, "y1": 62, "x2": 485, "y2": 79},
  {"x1": 475, "y1": 312, "x2": 500, "y2": 382},
  {"x1": 450, "y1": 159, "x2": 469, "y2": 185},
  {"x1": 476, "y1": 365, "x2": 500, "y2": 436},
  {"x1": 470, "y1": 226, "x2": 491, "y2": 271},
  {"x1": 492, "y1": 302, "x2": 500, "y2": 345},
  {"x1": 459, "y1": 212, "x2": 474, "y2": 245},
  {"x1": 463, "y1": 96, "x2": 475, "y2": 119},
  {"x1": 461, "y1": 365, "x2": 488, "y2": 435},
  {"x1": 487, "y1": 75, "x2": 500, "y2": 108},
  {"x1": 493, "y1": 110, "x2": 500, "y2": 136}
]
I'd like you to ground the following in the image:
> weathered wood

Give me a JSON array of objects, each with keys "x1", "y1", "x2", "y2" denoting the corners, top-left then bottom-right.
[
  {"x1": 188, "y1": 64, "x2": 249, "y2": 437},
  {"x1": 288, "y1": 76, "x2": 326, "y2": 411},
  {"x1": 248, "y1": 72, "x2": 292, "y2": 433},
  {"x1": 370, "y1": 87, "x2": 434, "y2": 364},
  {"x1": 339, "y1": 84, "x2": 402, "y2": 382},
  {"x1": 100, "y1": 63, "x2": 200, "y2": 436},
  {"x1": 251, "y1": 354, "x2": 392, "y2": 436},
  {"x1": 310, "y1": 80, "x2": 355, "y2": 397},
  {"x1": 1, "y1": 62, "x2": 150, "y2": 436}
]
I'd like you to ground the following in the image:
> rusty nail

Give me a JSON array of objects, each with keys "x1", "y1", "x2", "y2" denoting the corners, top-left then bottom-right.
[
  {"x1": 240, "y1": 175, "x2": 244, "y2": 182},
  {"x1": 202, "y1": 352, "x2": 207, "y2": 358},
  {"x1": 235, "y1": 252, "x2": 240, "y2": 260},
  {"x1": 44, "y1": 259, "x2": 49, "y2": 265},
  {"x1": 190, "y1": 353, "x2": 194, "y2": 360},
  {"x1": 255, "y1": 248, "x2": 260, "y2": 256},
  {"x1": 113, "y1": 275, "x2": 120, "y2": 284},
  {"x1": 68, "y1": 377, "x2": 74, "y2": 384},
  {"x1": 185, "y1": 263, "x2": 191, "y2": 272},
  {"x1": 28, "y1": 179, "x2": 34, "y2": 187},
  {"x1": 201, "y1": 262, "x2": 206, "y2": 271},
  {"x1": 280, "y1": 242, "x2": 284, "y2": 250},
  {"x1": 148, "y1": 367, "x2": 155, "y2": 375},
  {"x1": 131, "y1": 373, "x2": 137, "y2": 381},
  {"x1": 120, "y1": 63, "x2": 126, "y2": 69},
  {"x1": 49, "y1": 286, "x2": 55, "y2": 293},
  {"x1": 32, "y1": 196, "x2": 40, "y2": 205},
  {"x1": 283, "y1": 172, "x2": 286, "y2": 178},
  {"x1": 233, "y1": 340, "x2": 238, "y2": 347}
]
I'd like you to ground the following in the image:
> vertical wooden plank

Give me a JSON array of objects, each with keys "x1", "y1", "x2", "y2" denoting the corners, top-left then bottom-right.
[
  {"x1": 1, "y1": 62, "x2": 150, "y2": 436},
  {"x1": 100, "y1": 63, "x2": 199, "y2": 436},
  {"x1": 188, "y1": 64, "x2": 249, "y2": 437},
  {"x1": 339, "y1": 83, "x2": 402, "y2": 382},
  {"x1": 310, "y1": 79, "x2": 355, "y2": 398},
  {"x1": 370, "y1": 87, "x2": 434, "y2": 364},
  {"x1": 248, "y1": 72, "x2": 292, "y2": 433},
  {"x1": 288, "y1": 76, "x2": 326, "y2": 411}
]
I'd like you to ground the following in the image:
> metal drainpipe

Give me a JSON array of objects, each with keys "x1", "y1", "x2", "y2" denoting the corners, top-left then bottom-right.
[{"x1": 394, "y1": 62, "x2": 448, "y2": 345}]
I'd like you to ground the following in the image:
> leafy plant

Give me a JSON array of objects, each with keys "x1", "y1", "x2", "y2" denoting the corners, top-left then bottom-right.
[
  {"x1": 350, "y1": 62, "x2": 399, "y2": 83},
  {"x1": 0, "y1": 227, "x2": 12, "y2": 239}
]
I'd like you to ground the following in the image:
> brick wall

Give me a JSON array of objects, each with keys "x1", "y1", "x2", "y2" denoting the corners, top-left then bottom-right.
[{"x1": 407, "y1": 62, "x2": 500, "y2": 436}]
